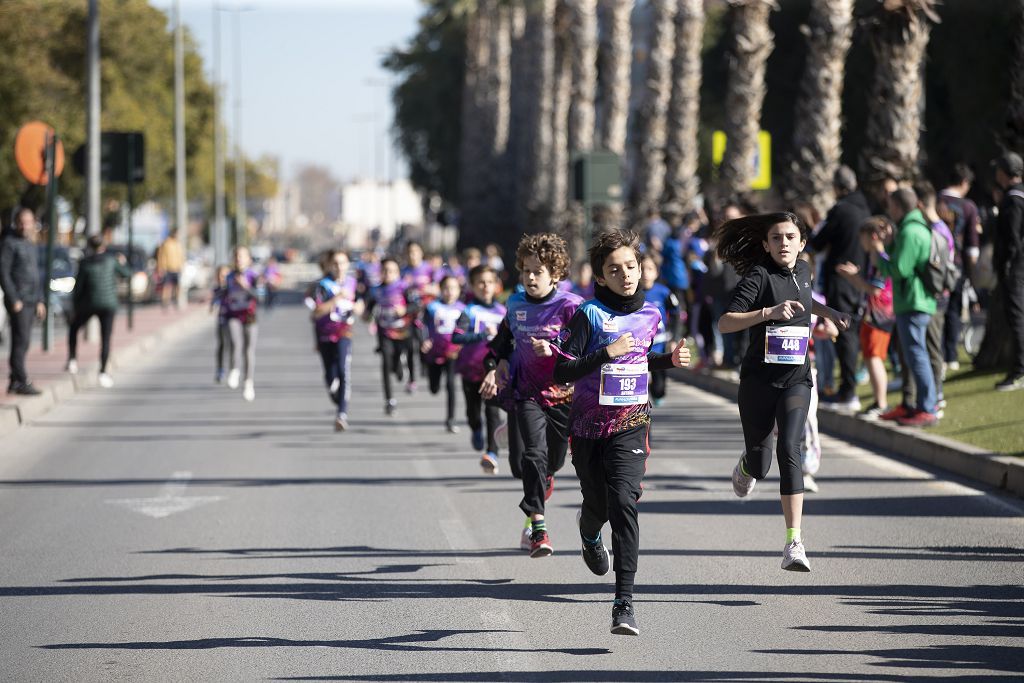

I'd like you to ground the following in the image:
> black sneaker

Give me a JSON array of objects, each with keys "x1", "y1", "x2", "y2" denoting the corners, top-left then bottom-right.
[
  {"x1": 581, "y1": 537, "x2": 610, "y2": 576},
  {"x1": 995, "y1": 374, "x2": 1024, "y2": 392},
  {"x1": 8, "y1": 382, "x2": 42, "y2": 396},
  {"x1": 611, "y1": 600, "x2": 639, "y2": 636}
]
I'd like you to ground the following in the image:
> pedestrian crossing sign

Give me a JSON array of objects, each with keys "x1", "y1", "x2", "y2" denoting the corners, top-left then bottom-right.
[{"x1": 712, "y1": 130, "x2": 772, "y2": 190}]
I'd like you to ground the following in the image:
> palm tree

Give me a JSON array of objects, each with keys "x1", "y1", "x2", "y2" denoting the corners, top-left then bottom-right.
[
  {"x1": 551, "y1": 1, "x2": 574, "y2": 225},
  {"x1": 628, "y1": 0, "x2": 676, "y2": 222},
  {"x1": 859, "y1": 0, "x2": 939, "y2": 185},
  {"x1": 568, "y1": 0, "x2": 598, "y2": 155},
  {"x1": 459, "y1": 1, "x2": 491, "y2": 240},
  {"x1": 597, "y1": 0, "x2": 634, "y2": 157},
  {"x1": 662, "y1": 0, "x2": 705, "y2": 212},
  {"x1": 719, "y1": 0, "x2": 775, "y2": 199},
  {"x1": 784, "y1": 0, "x2": 854, "y2": 215}
]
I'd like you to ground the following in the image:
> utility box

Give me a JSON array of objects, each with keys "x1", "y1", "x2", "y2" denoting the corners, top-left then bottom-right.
[{"x1": 572, "y1": 151, "x2": 622, "y2": 204}]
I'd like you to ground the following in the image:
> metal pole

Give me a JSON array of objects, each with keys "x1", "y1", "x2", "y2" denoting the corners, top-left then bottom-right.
[
  {"x1": 233, "y1": 8, "x2": 247, "y2": 248},
  {"x1": 43, "y1": 132, "x2": 58, "y2": 352},
  {"x1": 127, "y1": 140, "x2": 135, "y2": 331},
  {"x1": 213, "y1": 7, "x2": 227, "y2": 265},
  {"x1": 86, "y1": 0, "x2": 100, "y2": 236},
  {"x1": 174, "y1": 0, "x2": 188, "y2": 307}
]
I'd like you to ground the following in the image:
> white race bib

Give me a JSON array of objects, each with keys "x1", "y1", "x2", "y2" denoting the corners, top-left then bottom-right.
[{"x1": 599, "y1": 362, "x2": 649, "y2": 406}]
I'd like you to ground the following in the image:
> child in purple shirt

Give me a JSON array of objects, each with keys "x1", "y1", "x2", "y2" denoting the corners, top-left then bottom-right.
[
  {"x1": 310, "y1": 249, "x2": 362, "y2": 431},
  {"x1": 421, "y1": 275, "x2": 466, "y2": 433},
  {"x1": 554, "y1": 229, "x2": 690, "y2": 636},
  {"x1": 222, "y1": 246, "x2": 262, "y2": 401},
  {"x1": 481, "y1": 233, "x2": 581, "y2": 558}
]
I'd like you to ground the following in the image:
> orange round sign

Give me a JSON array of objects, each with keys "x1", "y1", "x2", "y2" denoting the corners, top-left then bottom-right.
[{"x1": 15, "y1": 121, "x2": 65, "y2": 186}]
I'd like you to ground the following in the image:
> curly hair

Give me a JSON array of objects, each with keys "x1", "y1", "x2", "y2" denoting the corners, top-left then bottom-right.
[
  {"x1": 515, "y1": 232, "x2": 570, "y2": 282},
  {"x1": 589, "y1": 228, "x2": 641, "y2": 276},
  {"x1": 714, "y1": 212, "x2": 806, "y2": 277}
]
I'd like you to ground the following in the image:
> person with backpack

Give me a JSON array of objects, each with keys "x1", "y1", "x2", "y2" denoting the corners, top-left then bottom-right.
[
  {"x1": 992, "y1": 152, "x2": 1024, "y2": 391},
  {"x1": 870, "y1": 188, "x2": 939, "y2": 427},
  {"x1": 938, "y1": 163, "x2": 982, "y2": 370}
]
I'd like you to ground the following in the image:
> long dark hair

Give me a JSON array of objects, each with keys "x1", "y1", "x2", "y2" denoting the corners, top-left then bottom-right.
[{"x1": 714, "y1": 212, "x2": 806, "y2": 276}]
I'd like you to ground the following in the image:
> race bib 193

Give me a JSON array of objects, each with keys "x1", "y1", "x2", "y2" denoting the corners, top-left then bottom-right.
[
  {"x1": 764, "y1": 325, "x2": 809, "y2": 365},
  {"x1": 599, "y1": 362, "x2": 649, "y2": 406}
]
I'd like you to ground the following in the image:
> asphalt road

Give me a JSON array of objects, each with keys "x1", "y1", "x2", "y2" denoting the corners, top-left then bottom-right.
[{"x1": 1, "y1": 297, "x2": 1022, "y2": 682}]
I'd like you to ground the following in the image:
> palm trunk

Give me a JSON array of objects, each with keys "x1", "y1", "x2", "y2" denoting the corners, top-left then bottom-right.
[
  {"x1": 567, "y1": 0, "x2": 598, "y2": 261},
  {"x1": 859, "y1": 2, "x2": 935, "y2": 185},
  {"x1": 551, "y1": 1, "x2": 574, "y2": 227},
  {"x1": 628, "y1": 0, "x2": 676, "y2": 223},
  {"x1": 784, "y1": 0, "x2": 854, "y2": 216},
  {"x1": 720, "y1": 0, "x2": 775, "y2": 199},
  {"x1": 597, "y1": 0, "x2": 634, "y2": 156},
  {"x1": 662, "y1": 0, "x2": 705, "y2": 212},
  {"x1": 459, "y1": 3, "x2": 491, "y2": 244}
]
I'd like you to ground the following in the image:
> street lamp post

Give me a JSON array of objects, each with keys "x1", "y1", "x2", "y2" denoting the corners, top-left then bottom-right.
[
  {"x1": 212, "y1": 7, "x2": 227, "y2": 265},
  {"x1": 232, "y1": 8, "x2": 247, "y2": 247}
]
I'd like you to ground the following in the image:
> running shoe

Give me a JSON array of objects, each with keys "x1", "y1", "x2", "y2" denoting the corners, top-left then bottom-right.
[
  {"x1": 897, "y1": 410, "x2": 938, "y2": 427},
  {"x1": 995, "y1": 374, "x2": 1024, "y2": 392},
  {"x1": 243, "y1": 380, "x2": 255, "y2": 402},
  {"x1": 480, "y1": 452, "x2": 498, "y2": 475},
  {"x1": 519, "y1": 519, "x2": 533, "y2": 551},
  {"x1": 98, "y1": 373, "x2": 115, "y2": 389},
  {"x1": 879, "y1": 404, "x2": 912, "y2": 422},
  {"x1": 577, "y1": 510, "x2": 609, "y2": 576},
  {"x1": 529, "y1": 530, "x2": 553, "y2": 558},
  {"x1": 494, "y1": 421, "x2": 509, "y2": 450},
  {"x1": 214, "y1": 369, "x2": 224, "y2": 384},
  {"x1": 820, "y1": 394, "x2": 860, "y2": 412},
  {"x1": 782, "y1": 539, "x2": 811, "y2": 572},
  {"x1": 946, "y1": 360, "x2": 960, "y2": 372},
  {"x1": 335, "y1": 413, "x2": 349, "y2": 432},
  {"x1": 471, "y1": 428, "x2": 485, "y2": 452},
  {"x1": 857, "y1": 403, "x2": 885, "y2": 421},
  {"x1": 611, "y1": 600, "x2": 639, "y2": 636},
  {"x1": 731, "y1": 455, "x2": 755, "y2": 498},
  {"x1": 66, "y1": 359, "x2": 78, "y2": 375},
  {"x1": 406, "y1": 381, "x2": 417, "y2": 394},
  {"x1": 801, "y1": 444, "x2": 821, "y2": 476},
  {"x1": 446, "y1": 420, "x2": 460, "y2": 434},
  {"x1": 385, "y1": 399, "x2": 397, "y2": 416},
  {"x1": 802, "y1": 474, "x2": 819, "y2": 493},
  {"x1": 652, "y1": 398, "x2": 663, "y2": 408},
  {"x1": 227, "y1": 369, "x2": 240, "y2": 389},
  {"x1": 544, "y1": 475, "x2": 555, "y2": 501}
]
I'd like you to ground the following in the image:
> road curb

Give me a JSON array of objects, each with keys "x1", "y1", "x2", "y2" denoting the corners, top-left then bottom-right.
[
  {"x1": 670, "y1": 367, "x2": 1024, "y2": 499},
  {"x1": 3, "y1": 308, "x2": 210, "y2": 436}
]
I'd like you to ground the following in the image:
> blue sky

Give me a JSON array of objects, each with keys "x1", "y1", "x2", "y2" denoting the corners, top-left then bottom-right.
[{"x1": 168, "y1": 0, "x2": 422, "y2": 184}]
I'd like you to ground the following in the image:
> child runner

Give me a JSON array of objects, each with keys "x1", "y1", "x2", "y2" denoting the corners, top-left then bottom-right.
[
  {"x1": 367, "y1": 257, "x2": 419, "y2": 415},
  {"x1": 481, "y1": 233, "x2": 581, "y2": 558},
  {"x1": 640, "y1": 254, "x2": 682, "y2": 407},
  {"x1": 311, "y1": 249, "x2": 361, "y2": 431},
  {"x1": 553, "y1": 229, "x2": 690, "y2": 637},
  {"x1": 421, "y1": 275, "x2": 466, "y2": 432},
  {"x1": 211, "y1": 265, "x2": 231, "y2": 384},
  {"x1": 716, "y1": 212, "x2": 850, "y2": 572},
  {"x1": 223, "y1": 246, "x2": 262, "y2": 402},
  {"x1": 453, "y1": 264, "x2": 507, "y2": 474}
]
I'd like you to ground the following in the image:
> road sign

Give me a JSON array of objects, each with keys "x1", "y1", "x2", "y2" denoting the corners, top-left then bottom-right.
[
  {"x1": 71, "y1": 132, "x2": 145, "y2": 183},
  {"x1": 14, "y1": 122, "x2": 65, "y2": 185},
  {"x1": 712, "y1": 130, "x2": 772, "y2": 190}
]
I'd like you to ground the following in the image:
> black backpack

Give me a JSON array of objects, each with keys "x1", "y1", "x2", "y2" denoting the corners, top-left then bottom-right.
[{"x1": 919, "y1": 224, "x2": 960, "y2": 297}]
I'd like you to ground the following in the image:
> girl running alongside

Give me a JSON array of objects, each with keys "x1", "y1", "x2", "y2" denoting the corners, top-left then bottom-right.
[
  {"x1": 554, "y1": 229, "x2": 690, "y2": 637},
  {"x1": 211, "y1": 265, "x2": 232, "y2": 384},
  {"x1": 223, "y1": 246, "x2": 262, "y2": 402},
  {"x1": 640, "y1": 254, "x2": 682, "y2": 408},
  {"x1": 481, "y1": 233, "x2": 582, "y2": 558},
  {"x1": 716, "y1": 213, "x2": 850, "y2": 572},
  {"x1": 421, "y1": 275, "x2": 466, "y2": 433},
  {"x1": 311, "y1": 250, "x2": 362, "y2": 431},
  {"x1": 452, "y1": 264, "x2": 507, "y2": 474},
  {"x1": 366, "y1": 257, "x2": 420, "y2": 415}
]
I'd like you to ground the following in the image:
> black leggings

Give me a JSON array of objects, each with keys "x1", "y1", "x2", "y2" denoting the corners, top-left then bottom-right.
[
  {"x1": 68, "y1": 307, "x2": 116, "y2": 373},
  {"x1": 737, "y1": 380, "x2": 810, "y2": 495},
  {"x1": 427, "y1": 360, "x2": 456, "y2": 422},
  {"x1": 378, "y1": 335, "x2": 416, "y2": 402},
  {"x1": 650, "y1": 368, "x2": 667, "y2": 400},
  {"x1": 462, "y1": 378, "x2": 502, "y2": 453}
]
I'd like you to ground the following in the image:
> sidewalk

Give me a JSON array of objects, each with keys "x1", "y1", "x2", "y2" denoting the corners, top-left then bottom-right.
[
  {"x1": 671, "y1": 366, "x2": 1024, "y2": 498},
  {"x1": 0, "y1": 303, "x2": 210, "y2": 436}
]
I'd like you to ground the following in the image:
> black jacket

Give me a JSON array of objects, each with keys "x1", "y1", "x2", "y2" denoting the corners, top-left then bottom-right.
[
  {"x1": 995, "y1": 182, "x2": 1024, "y2": 278},
  {"x1": 810, "y1": 190, "x2": 871, "y2": 314},
  {"x1": 0, "y1": 234, "x2": 41, "y2": 306}
]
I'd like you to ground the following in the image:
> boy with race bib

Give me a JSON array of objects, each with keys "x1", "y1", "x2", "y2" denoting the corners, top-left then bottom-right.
[
  {"x1": 554, "y1": 229, "x2": 690, "y2": 637},
  {"x1": 310, "y1": 250, "x2": 362, "y2": 431},
  {"x1": 366, "y1": 257, "x2": 420, "y2": 416},
  {"x1": 421, "y1": 275, "x2": 466, "y2": 433},
  {"x1": 716, "y1": 213, "x2": 850, "y2": 572}
]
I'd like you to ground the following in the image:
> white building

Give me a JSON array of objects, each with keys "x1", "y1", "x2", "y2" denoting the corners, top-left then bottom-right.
[{"x1": 340, "y1": 178, "x2": 424, "y2": 249}]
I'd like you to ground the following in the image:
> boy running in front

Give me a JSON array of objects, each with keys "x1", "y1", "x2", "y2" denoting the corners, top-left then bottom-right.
[
  {"x1": 553, "y1": 229, "x2": 690, "y2": 636},
  {"x1": 481, "y1": 233, "x2": 582, "y2": 557}
]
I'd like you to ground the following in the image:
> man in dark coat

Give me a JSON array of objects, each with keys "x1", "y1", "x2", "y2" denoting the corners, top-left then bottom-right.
[
  {"x1": 993, "y1": 152, "x2": 1024, "y2": 391},
  {"x1": 0, "y1": 207, "x2": 44, "y2": 395}
]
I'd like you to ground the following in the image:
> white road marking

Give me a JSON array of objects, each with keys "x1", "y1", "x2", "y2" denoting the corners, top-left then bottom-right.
[{"x1": 106, "y1": 471, "x2": 223, "y2": 518}]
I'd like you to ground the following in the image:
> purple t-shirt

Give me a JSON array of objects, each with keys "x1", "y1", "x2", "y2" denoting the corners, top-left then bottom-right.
[
  {"x1": 221, "y1": 269, "x2": 259, "y2": 323},
  {"x1": 505, "y1": 289, "x2": 582, "y2": 407},
  {"x1": 423, "y1": 299, "x2": 466, "y2": 364},
  {"x1": 565, "y1": 300, "x2": 663, "y2": 439},
  {"x1": 455, "y1": 300, "x2": 507, "y2": 382},
  {"x1": 313, "y1": 275, "x2": 357, "y2": 342},
  {"x1": 373, "y1": 281, "x2": 413, "y2": 340}
]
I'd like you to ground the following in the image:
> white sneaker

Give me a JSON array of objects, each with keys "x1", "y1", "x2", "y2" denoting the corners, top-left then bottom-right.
[
  {"x1": 803, "y1": 474, "x2": 819, "y2": 493},
  {"x1": 98, "y1": 373, "x2": 114, "y2": 389},
  {"x1": 242, "y1": 380, "x2": 255, "y2": 402},
  {"x1": 66, "y1": 359, "x2": 78, "y2": 375},
  {"x1": 227, "y1": 369, "x2": 240, "y2": 389},
  {"x1": 801, "y1": 443, "x2": 821, "y2": 476},
  {"x1": 731, "y1": 455, "x2": 756, "y2": 498},
  {"x1": 494, "y1": 421, "x2": 509, "y2": 450},
  {"x1": 782, "y1": 539, "x2": 811, "y2": 572},
  {"x1": 519, "y1": 520, "x2": 533, "y2": 551}
]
